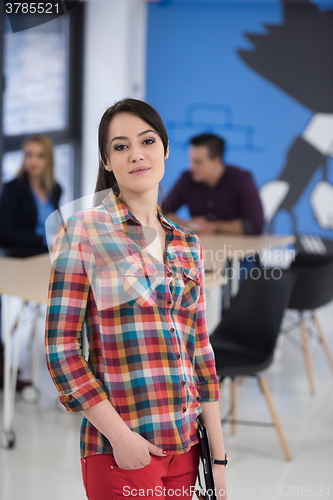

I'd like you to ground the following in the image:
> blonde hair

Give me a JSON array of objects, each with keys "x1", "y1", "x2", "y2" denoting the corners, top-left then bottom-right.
[{"x1": 17, "y1": 134, "x2": 56, "y2": 194}]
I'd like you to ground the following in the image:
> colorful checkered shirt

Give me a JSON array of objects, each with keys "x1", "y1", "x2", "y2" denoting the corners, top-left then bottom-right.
[{"x1": 45, "y1": 189, "x2": 219, "y2": 458}]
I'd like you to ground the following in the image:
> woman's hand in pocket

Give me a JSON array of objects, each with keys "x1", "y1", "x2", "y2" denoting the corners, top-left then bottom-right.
[{"x1": 112, "y1": 431, "x2": 166, "y2": 470}]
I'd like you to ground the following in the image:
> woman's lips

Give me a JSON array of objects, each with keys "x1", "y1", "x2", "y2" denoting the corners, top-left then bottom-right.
[{"x1": 129, "y1": 168, "x2": 151, "y2": 175}]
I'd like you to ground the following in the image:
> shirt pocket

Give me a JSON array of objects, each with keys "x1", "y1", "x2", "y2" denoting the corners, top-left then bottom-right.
[
  {"x1": 118, "y1": 261, "x2": 159, "y2": 308},
  {"x1": 180, "y1": 267, "x2": 201, "y2": 311}
]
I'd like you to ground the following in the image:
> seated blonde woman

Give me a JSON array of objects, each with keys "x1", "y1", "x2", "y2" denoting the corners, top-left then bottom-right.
[{"x1": 0, "y1": 133, "x2": 62, "y2": 258}]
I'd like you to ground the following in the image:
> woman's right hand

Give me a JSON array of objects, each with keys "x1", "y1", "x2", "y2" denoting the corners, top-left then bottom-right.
[{"x1": 112, "y1": 430, "x2": 167, "y2": 470}]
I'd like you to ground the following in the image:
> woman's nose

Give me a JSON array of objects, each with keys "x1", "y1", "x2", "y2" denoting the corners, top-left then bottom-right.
[{"x1": 130, "y1": 146, "x2": 145, "y2": 162}]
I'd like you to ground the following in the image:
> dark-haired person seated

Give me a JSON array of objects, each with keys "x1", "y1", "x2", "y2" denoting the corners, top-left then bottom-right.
[
  {"x1": 0, "y1": 134, "x2": 62, "y2": 258},
  {"x1": 162, "y1": 134, "x2": 264, "y2": 308},
  {"x1": 161, "y1": 133, "x2": 264, "y2": 236}
]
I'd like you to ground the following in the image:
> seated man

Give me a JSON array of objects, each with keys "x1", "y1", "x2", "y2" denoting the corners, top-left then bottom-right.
[
  {"x1": 162, "y1": 134, "x2": 265, "y2": 308},
  {"x1": 161, "y1": 133, "x2": 264, "y2": 235}
]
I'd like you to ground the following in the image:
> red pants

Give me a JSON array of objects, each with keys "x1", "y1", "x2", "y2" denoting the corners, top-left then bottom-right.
[{"x1": 81, "y1": 443, "x2": 201, "y2": 500}]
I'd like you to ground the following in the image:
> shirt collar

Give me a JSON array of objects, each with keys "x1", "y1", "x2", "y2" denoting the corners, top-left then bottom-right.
[
  {"x1": 101, "y1": 189, "x2": 175, "y2": 231},
  {"x1": 157, "y1": 206, "x2": 175, "y2": 231}
]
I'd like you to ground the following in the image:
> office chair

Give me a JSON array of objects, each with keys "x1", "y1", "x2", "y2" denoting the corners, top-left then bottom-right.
[
  {"x1": 210, "y1": 267, "x2": 296, "y2": 461},
  {"x1": 284, "y1": 253, "x2": 333, "y2": 395}
]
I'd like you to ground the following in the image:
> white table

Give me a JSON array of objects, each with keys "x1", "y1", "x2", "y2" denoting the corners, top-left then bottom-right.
[
  {"x1": 1, "y1": 235, "x2": 295, "y2": 448},
  {"x1": 0, "y1": 254, "x2": 51, "y2": 448},
  {"x1": 200, "y1": 233, "x2": 296, "y2": 300}
]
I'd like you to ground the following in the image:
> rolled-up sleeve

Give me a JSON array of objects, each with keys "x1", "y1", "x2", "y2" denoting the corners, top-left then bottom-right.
[
  {"x1": 194, "y1": 238, "x2": 220, "y2": 402},
  {"x1": 45, "y1": 215, "x2": 109, "y2": 412}
]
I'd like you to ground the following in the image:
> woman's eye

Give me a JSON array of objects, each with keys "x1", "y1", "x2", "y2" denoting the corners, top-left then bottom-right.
[
  {"x1": 144, "y1": 139, "x2": 156, "y2": 145},
  {"x1": 114, "y1": 144, "x2": 127, "y2": 151}
]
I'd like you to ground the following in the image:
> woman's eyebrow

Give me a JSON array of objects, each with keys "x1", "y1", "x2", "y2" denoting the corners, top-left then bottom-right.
[
  {"x1": 138, "y1": 129, "x2": 156, "y2": 137},
  {"x1": 110, "y1": 129, "x2": 156, "y2": 144},
  {"x1": 110, "y1": 136, "x2": 127, "y2": 144}
]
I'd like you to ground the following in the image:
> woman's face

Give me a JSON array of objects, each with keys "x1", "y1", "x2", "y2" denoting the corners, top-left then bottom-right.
[
  {"x1": 23, "y1": 141, "x2": 47, "y2": 179},
  {"x1": 105, "y1": 112, "x2": 167, "y2": 195}
]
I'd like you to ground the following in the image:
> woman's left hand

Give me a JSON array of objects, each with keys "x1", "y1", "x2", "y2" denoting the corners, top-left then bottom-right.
[{"x1": 212, "y1": 464, "x2": 227, "y2": 500}]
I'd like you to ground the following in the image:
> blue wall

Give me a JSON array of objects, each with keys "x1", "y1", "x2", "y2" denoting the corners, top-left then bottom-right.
[{"x1": 146, "y1": 0, "x2": 333, "y2": 238}]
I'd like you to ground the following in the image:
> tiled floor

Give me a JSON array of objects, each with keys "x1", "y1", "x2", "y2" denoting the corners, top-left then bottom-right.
[{"x1": 1, "y1": 302, "x2": 332, "y2": 500}]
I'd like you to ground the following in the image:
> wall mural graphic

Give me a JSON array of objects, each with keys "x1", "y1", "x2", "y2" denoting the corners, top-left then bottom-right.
[
  {"x1": 167, "y1": 103, "x2": 262, "y2": 154},
  {"x1": 146, "y1": 0, "x2": 333, "y2": 246},
  {"x1": 238, "y1": 0, "x2": 333, "y2": 233}
]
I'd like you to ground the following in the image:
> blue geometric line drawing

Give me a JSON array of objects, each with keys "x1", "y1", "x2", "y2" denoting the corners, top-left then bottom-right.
[{"x1": 167, "y1": 103, "x2": 263, "y2": 153}]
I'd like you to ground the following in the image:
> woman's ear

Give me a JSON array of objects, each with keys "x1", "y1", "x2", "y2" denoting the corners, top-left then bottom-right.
[
  {"x1": 103, "y1": 157, "x2": 112, "y2": 172},
  {"x1": 165, "y1": 145, "x2": 170, "y2": 160}
]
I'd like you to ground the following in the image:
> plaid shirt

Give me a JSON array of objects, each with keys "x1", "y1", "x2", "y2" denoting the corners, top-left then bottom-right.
[{"x1": 45, "y1": 189, "x2": 219, "y2": 458}]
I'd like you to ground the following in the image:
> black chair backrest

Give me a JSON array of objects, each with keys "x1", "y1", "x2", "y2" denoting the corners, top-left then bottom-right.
[
  {"x1": 210, "y1": 267, "x2": 296, "y2": 359},
  {"x1": 288, "y1": 254, "x2": 333, "y2": 311}
]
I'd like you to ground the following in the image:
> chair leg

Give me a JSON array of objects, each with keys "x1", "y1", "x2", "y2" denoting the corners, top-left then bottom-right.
[
  {"x1": 230, "y1": 378, "x2": 236, "y2": 435},
  {"x1": 258, "y1": 376, "x2": 292, "y2": 461},
  {"x1": 299, "y1": 315, "x2": 315, "y2": 395},
  {"x1": 312, "y1": 312, "x2": 333, "y2": 374}
]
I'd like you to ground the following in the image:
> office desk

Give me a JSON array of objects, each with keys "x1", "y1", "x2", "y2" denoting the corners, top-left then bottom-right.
[
  {"x1": 200, "y1": 233, "x2": 295, "y2": 297},
  {"x1": 200, "y1": 233, "x2": 295, "y2": 264},
  {"x1": 0, "y1": 254, "x2": 51, "y2": 448},
  {"x1": 0, "y1": 254, "x2": 51, "y2": 303}
]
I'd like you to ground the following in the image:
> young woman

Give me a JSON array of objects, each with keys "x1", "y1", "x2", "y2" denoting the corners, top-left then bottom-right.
[
  {"x1": 0, "y1": 134, "x2": 62, "y2": 258},
  {"x1": 45, "y1": 99, "x2": 227, "y2": 500}
]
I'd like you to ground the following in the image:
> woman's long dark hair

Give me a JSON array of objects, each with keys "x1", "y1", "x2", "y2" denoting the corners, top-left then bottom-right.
[{"x1": 95, "y1": 99, "x2": 169, "y2": 201}]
